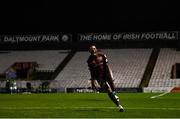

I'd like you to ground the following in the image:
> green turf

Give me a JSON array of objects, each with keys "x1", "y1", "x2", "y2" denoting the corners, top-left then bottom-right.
[{"x1": 0, "y1": 93, "x2": 180, "y2": 118}]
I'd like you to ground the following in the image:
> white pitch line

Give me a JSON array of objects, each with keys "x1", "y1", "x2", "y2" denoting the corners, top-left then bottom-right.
[
  {"x1": 150, "y1": 92, "x2": 169, "y2": 99},
  {"x1": 0, "y1": 107, "x2": 180, "y2": 110}
]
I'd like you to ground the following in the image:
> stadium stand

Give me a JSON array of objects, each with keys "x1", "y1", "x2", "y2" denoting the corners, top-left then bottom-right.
[
  {"x1": 53, "y1": 49, "x2": 152, "y2": 88},
  {"x1": 105, "y1": 49, "x2": 152, "y2": 88},
  {"x1": 0, "y1": 52, "x2": 14, "y2": 73},
  {"x1": 0, "y1": 31, "x2": 179, "y2": 93},
  {"x1": 0, "y1": 50, "x2": 69, "y2": 73},
  {"x1": 52, "y1": 51, "x2": 90, "y2": 88},
  {"x1": 0, "y1": 50, "x2": 70, "y2": 91},
  {"x1": 2, "y1": 48, "x2": 180, "y2": 92},
  {"x1": 148, "y1": 48, "x2": 180, "y2": 87}
]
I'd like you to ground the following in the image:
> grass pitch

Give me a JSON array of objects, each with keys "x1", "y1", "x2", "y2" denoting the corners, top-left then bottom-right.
[{"x1": 0, "y1": 93, "x2": 180, "y2": 118}]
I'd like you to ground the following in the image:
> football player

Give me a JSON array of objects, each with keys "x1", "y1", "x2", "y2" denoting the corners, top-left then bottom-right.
[{"x1": 87, "y1": 45, "x2": 124, "y2": 112}]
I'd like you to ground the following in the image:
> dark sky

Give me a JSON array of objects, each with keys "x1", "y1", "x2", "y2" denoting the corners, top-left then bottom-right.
[{"x1": 0, "y1": 0, "x2": 179, "y2": 33}]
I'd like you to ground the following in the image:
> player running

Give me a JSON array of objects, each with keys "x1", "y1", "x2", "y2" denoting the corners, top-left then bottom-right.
[{"x1": 87, "y1": 45, "x2": 124, "y2": 112}]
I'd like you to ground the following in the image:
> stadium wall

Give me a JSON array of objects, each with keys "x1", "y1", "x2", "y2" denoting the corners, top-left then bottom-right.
[
  {"x1": 0, "y1": 34, "x2": 73, "y2": 50},
  {"x1": 76, "y1": 31, "x2": 178, "y2": 50},
  {"x1": 0, "y1": 31, "x2": 178, "y2": 50}
]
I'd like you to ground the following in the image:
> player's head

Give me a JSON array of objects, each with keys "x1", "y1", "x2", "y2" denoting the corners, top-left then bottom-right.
[{"x1": 89, "y1": 45, "x2": 97, "y2": 54}]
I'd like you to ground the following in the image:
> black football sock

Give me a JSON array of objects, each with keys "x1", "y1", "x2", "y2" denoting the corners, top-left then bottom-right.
[{"x1": 108, "y1": 91, "x2": 120, "y2": 106}]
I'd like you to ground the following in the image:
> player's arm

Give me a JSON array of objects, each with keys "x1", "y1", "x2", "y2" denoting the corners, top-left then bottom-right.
[
  {"x1": 90, "y1": 79, "x2": 97, "y2": 89},
  {"x1": 88, "y1": 68, "x2": 98, "y2": 90},
  {"x1": 106, "y1": 65, "x2": 114, "y2": 80},
  {"x1": 87, "y1": 57, "x2": 98, "y2": 91},
  {"x1": 102, "y1": 54, "x2": 114, "y2": 80}
]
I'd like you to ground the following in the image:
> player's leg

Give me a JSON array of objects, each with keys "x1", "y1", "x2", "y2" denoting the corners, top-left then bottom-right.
[
  {"x1": 107, "y1": 78, "x2": 116, "y2": 91},
  {"x1": 107, "y1": 79, "x2": 121, "y2": 104},
  {"x1": 104, "y1": 82, "x2": 117, "y2": 105},
  {"x1": 105, "y1": 82, "x2": 124, "y2": 112}
]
